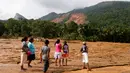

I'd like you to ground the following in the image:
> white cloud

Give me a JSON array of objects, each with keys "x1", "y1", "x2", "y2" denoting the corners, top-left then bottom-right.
[
  {"x1": 34, "y1": 0, "x2": 89, "y2": 12},
  {"x1": 0, "y1": 0, "x2": 130, "y2": 19},
  {"x1": 0, "y1": 0, "x2": 27, "y2": 19}
]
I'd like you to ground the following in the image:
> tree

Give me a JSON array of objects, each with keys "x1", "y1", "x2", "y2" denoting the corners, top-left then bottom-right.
[
  {"x1": 0, "y1": 21, "x2": 5, "y2": 36},
  {"x1": 5, "y1": 18, "x2": 21, "y2": 36}
]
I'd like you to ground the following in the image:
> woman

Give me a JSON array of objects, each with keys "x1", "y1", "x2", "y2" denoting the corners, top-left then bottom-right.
[
  {"x1": 62, "y1": 41, "x2": 69, "y2": 66},
  {"x1": 54, "y1": 39, "x2": 62, "y2": 66},
  {"x1": 20, "y1": 37, "x2": 28, "y2": 71},
  {"x1": 28, "y1": 38, "x2": 36, "y2": 67}
]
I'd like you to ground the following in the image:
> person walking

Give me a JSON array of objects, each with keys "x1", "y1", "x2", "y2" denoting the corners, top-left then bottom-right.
[
  {"x1": 40, "y1": 40, "x2": 50, "y2": 73},
  {"x1": 27, "y1": 38, "x2": 36, "y2": 67}
]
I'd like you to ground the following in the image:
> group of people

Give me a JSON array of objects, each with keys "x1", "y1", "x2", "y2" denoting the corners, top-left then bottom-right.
[
  {"x1": 20, "y1": 37, "x2": 91, "y2": 73},
  {"x1": 20, "y1": 37, "x2": 35, "y2": 70}
]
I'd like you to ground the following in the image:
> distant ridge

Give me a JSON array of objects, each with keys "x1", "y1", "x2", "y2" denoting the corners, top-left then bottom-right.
[
  {"x1": 8, "y1": 1, "x2": 130, "y2": 25},
  {"x1": 39, "y1": 12, "x2": 60, "y2": 20},
  {"x1": 14, "y1": 13, "x2": 26, "y2": 20},
  {"x1": 39, "y1": 1, "x2": 130, "y2": 24}
]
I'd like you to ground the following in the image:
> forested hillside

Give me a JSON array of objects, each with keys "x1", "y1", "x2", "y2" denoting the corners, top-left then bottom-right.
[{"x1": 0, "y1": 1, "x2": 130, "y2": 42}]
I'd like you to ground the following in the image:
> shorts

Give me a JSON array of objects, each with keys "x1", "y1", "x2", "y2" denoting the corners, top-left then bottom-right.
[
  {"x1": 82, "y1": 53, "x2": 88, "y2": 63},
  {"x1": 42, "y1": 55, "x2": 48, "y2": 61},
  {"x1": 62, "y1": 53, "x2": 69, "y2": 58},
  {"x1": 20, "y1": 52, "x2": 27, "y2": 66},
  {"x1": 54, "y1": 52, "x2": 62, "y2": 59},
  {"x1": 28, "y1": 54, "x2": 35, "y2": 60}
]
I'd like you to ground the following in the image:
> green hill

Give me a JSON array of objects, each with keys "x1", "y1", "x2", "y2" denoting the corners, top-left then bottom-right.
[
  {"x1": 39, "y1": 12, "x2": 61, "y2": 20},
  {"x1": 85, "y1": 1, "x2": 130, "y2": 26},
  {"x1": 39, "y1": 1, "x2": 130, "y2": 25}
]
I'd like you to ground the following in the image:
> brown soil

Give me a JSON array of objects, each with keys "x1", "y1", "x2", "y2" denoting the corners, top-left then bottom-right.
[
  {"x1": 67, "y1": 13, "x2": 86, "y2": 24},
  {"x1": 0, "y1": 39, "x2": 130, "y2": 73},
  {"x1": 51, "y1": 13, "x2": 86, "y2": 25},
  {"x1": 51, "y1": 13, "x2": 70, "y2": 23}
]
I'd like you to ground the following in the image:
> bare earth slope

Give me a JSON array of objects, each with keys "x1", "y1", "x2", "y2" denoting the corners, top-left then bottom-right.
[{"x1": 51, "y1": 13, "x2": 86, "y2": 25}]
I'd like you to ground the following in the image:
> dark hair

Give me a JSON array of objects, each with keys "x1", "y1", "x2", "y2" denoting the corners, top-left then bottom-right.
[
  {"x1": 29, "y1": 38, "x2": 34, "y2": 43},
  {"x1": 21, "y1": 39, "x2": 24, "y2": 42},
  {"x1": 21, "y1": 37, "x2": 28, "y2": 42},
  {"x1": 54, "y1": 39, "x2": 60, "y2": 46},
  {"x1": 64, "y1": 41, "x2": 67, "y2": 45},
  {"x1": 45, "y1": 40, "x2": 49, "y2": 45},
  {"x1": 56, "y1": 39, "x2": 60, "y2": 44}
]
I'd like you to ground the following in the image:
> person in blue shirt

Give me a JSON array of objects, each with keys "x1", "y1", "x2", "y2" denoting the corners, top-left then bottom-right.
[{"x1": 28, "y1": 38, "x2": 36, "y2": 67}]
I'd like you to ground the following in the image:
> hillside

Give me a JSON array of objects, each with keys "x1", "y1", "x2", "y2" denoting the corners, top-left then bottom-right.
[
  {"x1": 85, "y1": 1, "x2": 130, "y2": 26},
  {"x1": 39, "y1": 1, "x2": 130, "y2": 25},
  {"x1": 40, "y1": 11, "x2": 87, "y2": 25},
  {"x1": 39, "y1": 12, "x2": 60, "y2": 20},
  {"x1": 14, "y1": 13, "x2": 26, "y2": 20}
]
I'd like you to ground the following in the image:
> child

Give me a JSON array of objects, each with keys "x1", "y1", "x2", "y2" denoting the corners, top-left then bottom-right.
[
  {"x1": 27, "y1": 38, "x2": 36, "y2": 67},
  {"x1": 20, "y1": 37, "x2": 28, "y2": 71},
  {"x1": 80, "y1": 42, "x2": 91, "y2": 71},
  {"x1": 40, "y1": 40, "x2": 50, "y2": 73},
  {"x1": 62, "y1": 41, "x2": 69, "y2": 66},
  {"x1": 54, "y1": 39, "x2": 62, "y2": 66}
]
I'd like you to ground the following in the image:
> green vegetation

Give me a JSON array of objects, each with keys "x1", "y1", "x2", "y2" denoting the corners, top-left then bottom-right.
[
  {"x1": 0, "y1": 1, "x2": 130, "y2": 43},
  {"x1": 0, "y1": 22, "x2": 5, "y2": 36},
  {"x1": 0, "y1": 18, "x2": 130, "y2": 42}
]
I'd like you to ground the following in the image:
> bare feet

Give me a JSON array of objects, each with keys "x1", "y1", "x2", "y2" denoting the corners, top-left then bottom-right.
[
  {"x1": 82, "y1": 67, "x2": 87, "y2": 69},
  {"x1": 88, "y1": 68, "x2": 91, "y2": 71},
  {"x1": 55, "y1": 64, "x2": 58, "y2": 66},
  {"x1": 21, "y1": 68, "x2": 27, "y2": 71},
  {"x1": 28, "y1": 65, "x2": 32, "y2": 68},
  {"x1": 59, "y1": 65, "x2": 61, "y2": 67}
]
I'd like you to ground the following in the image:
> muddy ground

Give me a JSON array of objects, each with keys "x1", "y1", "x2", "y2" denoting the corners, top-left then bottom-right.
[{"x1": 0, "y1": 39, "x2": 130, "y2": 73}]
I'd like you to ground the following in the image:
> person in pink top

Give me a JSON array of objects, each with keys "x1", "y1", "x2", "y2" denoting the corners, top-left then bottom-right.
[{"x1": 54, "y1": 39, "x2": 62, "y2": 66}]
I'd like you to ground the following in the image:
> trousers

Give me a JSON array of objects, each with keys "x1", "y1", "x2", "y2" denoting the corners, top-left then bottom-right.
[{"x1": 43, "y1": 60, "x2": 49, "y2": 72}]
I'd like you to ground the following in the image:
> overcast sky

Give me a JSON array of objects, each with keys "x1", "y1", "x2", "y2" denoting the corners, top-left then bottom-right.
[{"x1": 0, "y1": 0, "x2": 130, "y2": 19}]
